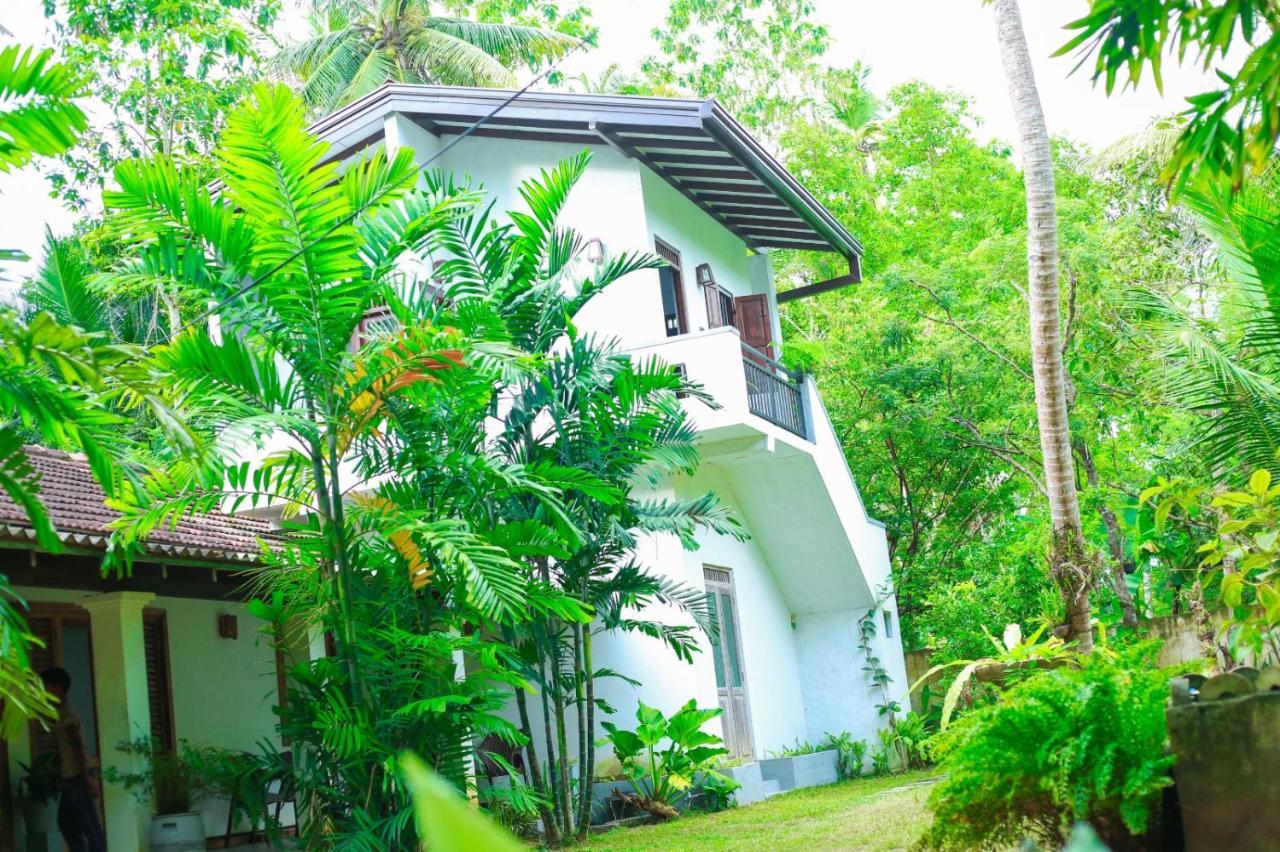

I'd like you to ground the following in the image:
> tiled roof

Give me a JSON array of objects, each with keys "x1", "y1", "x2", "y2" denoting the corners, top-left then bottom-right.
[{"x1": 0, "y1": 446, "x2": 273, "y2": 564}]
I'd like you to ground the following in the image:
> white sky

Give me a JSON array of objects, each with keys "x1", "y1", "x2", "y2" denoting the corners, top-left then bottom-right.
[{"x1": 1, "y1": 0, "x2": 1221, "y2": 287}]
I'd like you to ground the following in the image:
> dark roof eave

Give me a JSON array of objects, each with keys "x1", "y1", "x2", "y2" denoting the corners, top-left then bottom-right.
[
  {"x1": 698, "y1": 99, "x2": 863, "y2": 260},
  {"x1": 306, "y1": 83, "x2": 863, "y2": 260}
]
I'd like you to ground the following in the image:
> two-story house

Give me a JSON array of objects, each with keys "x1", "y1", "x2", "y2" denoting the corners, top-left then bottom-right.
[
  {"x1": 1, "y1": 86, "x2": 908, "y2": 850},
  {"x1": 309, "y1": 85, "x2": 908, "y2": 760}
]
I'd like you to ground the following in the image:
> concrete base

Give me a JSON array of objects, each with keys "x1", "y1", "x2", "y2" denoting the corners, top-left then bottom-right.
[
  {"x1": 723, "y1": 762, "x2": 766, "y2": 805},
  {"x1": 758, "y1": 750, "x2": 839, "y2": 793}
]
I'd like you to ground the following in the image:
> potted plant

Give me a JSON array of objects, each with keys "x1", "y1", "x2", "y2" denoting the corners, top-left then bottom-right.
[
  {"x1": 16, "y1": 751, "x2": 61, "y2": 841},
  {"x1": 104, "y1": 737, "x2": 209, "y2": 851}
]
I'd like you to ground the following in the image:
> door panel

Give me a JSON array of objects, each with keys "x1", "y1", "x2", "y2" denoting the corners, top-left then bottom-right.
[
  {"x1": 733, "y1": 294, "x2": 773, "y2": 357},
  {"x1": 703, "y1": 567, "x2": 753, "y2": 758}
]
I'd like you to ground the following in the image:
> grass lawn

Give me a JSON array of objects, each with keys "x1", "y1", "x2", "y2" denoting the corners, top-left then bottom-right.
[{"x1": 579, "y1": 770, "x2": 940, "y2": 851}]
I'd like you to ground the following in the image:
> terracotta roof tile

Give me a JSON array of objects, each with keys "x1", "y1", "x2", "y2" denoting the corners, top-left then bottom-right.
[{"x1": 0, "y1": 446, "x2": 274, "y2": 564}]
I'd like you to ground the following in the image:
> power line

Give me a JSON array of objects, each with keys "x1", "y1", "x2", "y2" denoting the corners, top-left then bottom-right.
[{"x1": 150, "y1": 46, "x2": 586, "y2": 350}]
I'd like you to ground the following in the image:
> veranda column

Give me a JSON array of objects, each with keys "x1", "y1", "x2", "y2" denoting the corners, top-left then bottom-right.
[{"x1": 81, "y1": 591, "x2": 155, "y2": 851}]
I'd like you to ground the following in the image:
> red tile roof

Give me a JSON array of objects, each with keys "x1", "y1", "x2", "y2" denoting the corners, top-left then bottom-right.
[{"x1": 0, "y1": 446, "x2": 273, "y2": 564}]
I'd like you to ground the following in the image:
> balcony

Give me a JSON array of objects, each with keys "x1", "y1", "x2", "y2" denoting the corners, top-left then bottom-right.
[
  {"x1": 628, "y1": 327, "x2": 810, "y2": 442},
  {"x1": 741, "y1": 343, "x2": 807, "y2": 438}
]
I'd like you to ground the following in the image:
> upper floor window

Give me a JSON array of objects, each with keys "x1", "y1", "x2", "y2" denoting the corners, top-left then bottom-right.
[
  {"x1": 697, "y1": 263, "x2": 736, "y2": 330},
  {"x1": 352, "y1": 304, "x2": 400, "y2": 350},
  {"x1": 655, "y1": 238, "x2": 688, "y2": 338}
]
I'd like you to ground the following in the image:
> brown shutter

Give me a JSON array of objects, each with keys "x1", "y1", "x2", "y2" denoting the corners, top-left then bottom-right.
[
  {"x1": 142, "y1": 613, "x2": 176, "y2": 753},
  {"x1": 27, "y1": 616, "x2": 59, "y2": 758},
  {"x1": 734, "y1": 294, "x2": 773, "y2": 357}
]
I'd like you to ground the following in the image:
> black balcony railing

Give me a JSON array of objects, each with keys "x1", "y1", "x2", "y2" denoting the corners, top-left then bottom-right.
[{"x1": 742, "y1": 342, "x2": 807, "y2": 438}]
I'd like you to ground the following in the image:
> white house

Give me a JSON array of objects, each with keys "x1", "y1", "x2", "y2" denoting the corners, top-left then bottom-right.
[
  {"x1": 1, "y1": 85, "x2": 907, "y2": 850},
  {"x1": 309, "y1": 85, "x2": 909, "y2": 760}
]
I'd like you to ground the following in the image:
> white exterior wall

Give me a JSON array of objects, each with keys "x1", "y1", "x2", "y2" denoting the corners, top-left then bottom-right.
[
  {"x1": 381, "y1": 113, "x2": 907, "y2": 765},
  {"x1": 6, "y1": 585, "x2": 286, "y2": 846}
]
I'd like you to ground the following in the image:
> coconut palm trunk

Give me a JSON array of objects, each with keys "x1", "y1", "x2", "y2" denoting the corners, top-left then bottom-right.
[{"x1": 991, "y1": 0, "x2": 1094, "y2": 650}]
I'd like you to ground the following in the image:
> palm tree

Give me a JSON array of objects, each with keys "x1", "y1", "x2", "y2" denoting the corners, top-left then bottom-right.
[
  {"x1": 419, "y1": 153, "x2": 743, "y2": 840},
  {"x1": 991, "y1": 0, "x2": 1094, "y2": 650},
  {"x1": 1, "y1": 43, "x2": 104, "y2": 737},
  {"x1": 1131, "y1": 166, "x2": 1280, "y2": 478},
  {"x1": 275, "y1": 0, "x2": 579, "y2": 113}
]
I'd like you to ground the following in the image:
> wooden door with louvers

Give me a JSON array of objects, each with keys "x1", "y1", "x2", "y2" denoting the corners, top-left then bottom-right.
[
  {"x1": 733, "y1": 294, "x2": 774, "y2": 359},
  {"x1": 702, "y1": 566, "x2": 754, "y2": 759}
]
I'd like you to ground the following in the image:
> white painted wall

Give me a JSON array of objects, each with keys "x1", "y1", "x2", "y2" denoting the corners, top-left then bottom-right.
[
  {"x1": 374, "y1": 116, "x2": 909, "y2": 764},
  {"x1": 5, "y1": 586, "x2": 286, "y2": 844}
]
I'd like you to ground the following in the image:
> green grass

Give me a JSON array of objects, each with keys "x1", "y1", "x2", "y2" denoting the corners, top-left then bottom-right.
[{"x1": 579, "y1": 770, "x2": 939, "y2": 851}]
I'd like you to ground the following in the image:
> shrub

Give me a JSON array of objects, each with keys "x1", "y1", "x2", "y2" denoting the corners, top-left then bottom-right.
[
  {"x1": 601, "y1": 699, "x2": 739, "y2": 819},
  {"x1": 822, "y1": 731, "x2": 868, "y2": 779},
  {"x1": 918, "y1": 648, "x2": 1183, "y2": 851}
]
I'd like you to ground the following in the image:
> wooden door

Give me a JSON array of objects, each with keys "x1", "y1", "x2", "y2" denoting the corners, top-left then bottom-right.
[
  {"x1": 703, "y1": 566, "x2": 753, "y2": 759},
  {"x1": 734, "y1": 294, "x2": 773, "y2": 358}
]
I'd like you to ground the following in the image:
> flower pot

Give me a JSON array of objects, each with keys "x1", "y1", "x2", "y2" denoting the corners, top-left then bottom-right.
[{"x1": 150, "y1": 811, "x2": 206, "y2": 852}]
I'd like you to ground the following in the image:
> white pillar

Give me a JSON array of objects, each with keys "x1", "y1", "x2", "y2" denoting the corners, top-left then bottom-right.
[{"x1": 81, "y1": 591, "x2": 155, "y2": 851}]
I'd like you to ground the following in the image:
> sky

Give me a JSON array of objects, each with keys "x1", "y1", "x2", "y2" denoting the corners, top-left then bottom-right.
[{"x1": 0, "y1": 0, "x2": 1222, "y2": 288}]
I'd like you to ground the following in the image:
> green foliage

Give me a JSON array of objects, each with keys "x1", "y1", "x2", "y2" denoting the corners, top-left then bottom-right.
[
  {"x1": 821, "y1": 731, "x2": 868, "y2": 780},
  {"x1": 601, "y1": 699, "x2": 739, "y2": 819},
  {"x1": 104, "y1": 737, "x2": 209, "y2": 816},
  {"x1": 1127, "y1": 167, "x2": 1280, "y2": 479},
  {"x1": 0, "y1": 44, "x2": 87, "y2": 178},
  {"x1": 16, "y1": 752, "x2": 61, "y2": 803},
  {"x1": 880, "y1": 712, "x2": 930, "y2": 772},
  {"x1": 0, "y1": 575, "x2": 57, "y2": 740},
  {"x1": 773, "y1": 78, "x2": 1199, "y2": 651},
  {"x1": 1145, "y1": 467, "x2": 1280, "y2": 664},
  {"x1": 402, "y1": 753, "x2": 525, "y2": 852},
  {"x1": 919, "y1": 649, "x2": 1183, "y2": 851},
  {"x1": 912, "y1": 621, "x2": 1092, "y2": 730},
  {"x1": 275, "y1": 0, "x2": 581, "y2": 113},
  {"x1": 1058, "y1": 0, "x2": 1280, "y2": 185},
  {"x1": 40, "y1": 0, "x2": 279, "y2": 206},
  {"x1": 641, "y1": 0, "x2": 830, "y2": 134}
]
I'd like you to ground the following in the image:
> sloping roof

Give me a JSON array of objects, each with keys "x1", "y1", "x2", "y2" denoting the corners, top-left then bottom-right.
[
  {"x1": 0, "y1": 446, "x2": 273, "y2": 564},
  {"x1": 308, "y1": 84, "x2": 863, "y2": 265}
]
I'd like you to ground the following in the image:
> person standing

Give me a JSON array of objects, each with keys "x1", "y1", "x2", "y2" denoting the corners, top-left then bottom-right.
[{"x1": 39, "y1": 667, "x2": 106, "y2": 852}]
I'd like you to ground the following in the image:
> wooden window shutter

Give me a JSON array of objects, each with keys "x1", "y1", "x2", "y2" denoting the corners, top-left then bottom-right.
[
  {"x1": 27, "y1": 616, "x2": 58, "y2": 758},
  {"x1": 142, "y1": 613, "x2": 176, "y2": 754}
]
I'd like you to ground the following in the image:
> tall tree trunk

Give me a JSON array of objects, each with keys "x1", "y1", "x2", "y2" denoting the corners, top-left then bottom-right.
[
  {"x1": 507, "y1": 624, "x2": 559, "y2": 843},
  {"x1": 992, "y1": 0, "x2": 1095, "y2": 651}
]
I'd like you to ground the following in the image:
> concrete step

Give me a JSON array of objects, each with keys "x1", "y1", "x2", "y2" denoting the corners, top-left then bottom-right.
[{"x1": 761, "y1": 778, "x2": 783, "y2": 798}]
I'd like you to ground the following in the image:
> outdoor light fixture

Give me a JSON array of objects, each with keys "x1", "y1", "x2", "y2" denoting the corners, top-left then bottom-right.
[
  {"x1": 695, "y1": 262, "x2": 715, "y2": 287},
  {"x1": 218, "y1": 613, "x2": 239, "y2": 639},
  {"x1": 584, "y1": 237, "x2": 605, "y2": 265}
]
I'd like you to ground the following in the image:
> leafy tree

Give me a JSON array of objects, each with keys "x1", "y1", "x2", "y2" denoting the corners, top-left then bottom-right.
[
  {"x1": 274, "y1": 0, "x2": 581, "y2": 113},
  {"x1": 40, "y1": 0, "x2": 279, "y2": 207},
  {"x1": 1058, "y1": 0, "x2": 1280, "y2": 186},
  {"x1": 641, "y1": 0, "x2": 831, "y2": 134},
  {"x1": 776, "y1": 78, "x2": 1197, "y2": 653},
  {"x1": 97, "y1": 83, "x2": 603, "y2": 843},
  {"x1": 0, "y1": 43, "x2": 124, "y2": 740}
]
